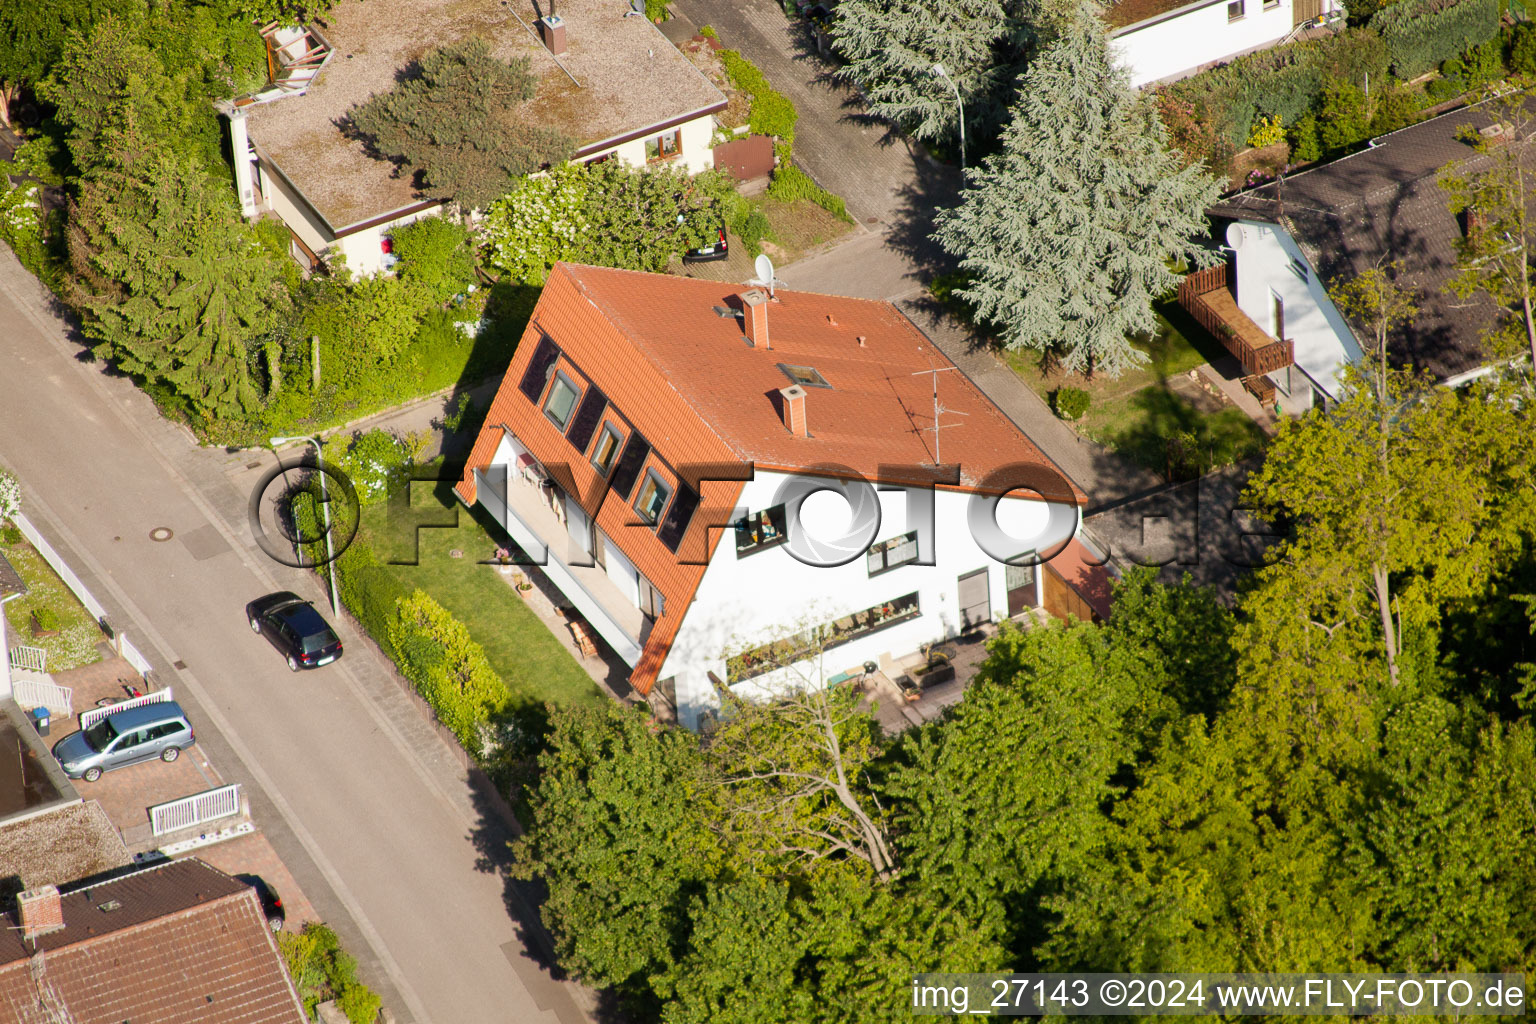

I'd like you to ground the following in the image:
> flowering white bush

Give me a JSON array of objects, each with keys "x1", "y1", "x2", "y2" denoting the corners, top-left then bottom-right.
[
  {"x1": 330, "y1": 430, "x2": 412, "y2": 504},
  {"x1": 0, "y1": 469, "x2": 20, "y2": 523},
  {"x1": 479, "y1": 166, "x2": 590, "y2": 285}
]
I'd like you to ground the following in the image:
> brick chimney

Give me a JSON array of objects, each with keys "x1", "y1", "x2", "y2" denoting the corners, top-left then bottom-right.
[
  {"x1": 18, "y1": 886, "x2": 64, "y2": 942},
  {"x1": 778, "y1": 385, "x2": 808, "y2": 437},
  {"x1": 740, "y1": 289, "x2": 770, "y2": 349},
  {"x1": 538, "y1": 14, "x2": 567, "y2": 55}
]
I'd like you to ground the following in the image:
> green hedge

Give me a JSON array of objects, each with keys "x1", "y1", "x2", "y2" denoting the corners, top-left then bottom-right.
[
  {"x1": 765, "y1": 161, "x2": 852, "y2": 221},
  {"x1": 718, "y1": 50, "x2": 798, "y2": 144},
  {"x1": 1161, "y1": 29, "x2": 1390, "y2": 148},
  {"x1": 1371, "y1": 0, "x2": 1500, "y2": 77}
]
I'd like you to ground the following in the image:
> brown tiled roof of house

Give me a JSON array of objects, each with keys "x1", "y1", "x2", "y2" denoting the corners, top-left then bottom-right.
[
  {"x1": 0, "y1": 858, "x2": 306, "y2": 1024},
  {"x1": 458, "y1": 264, "x2": 1082, "y2": 692},
  {"x1": 1210, "y1": 104, "x2": 1503, "y2": 382},
  {"x1": 245, "y1": 0, "x2": 726, "y2": 230}
]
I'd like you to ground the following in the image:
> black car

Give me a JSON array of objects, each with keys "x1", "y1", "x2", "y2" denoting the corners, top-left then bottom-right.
[
  {"x1": 246, "y1": 591, "x2": 343, "y2": 672},
  {"x1": 682, "y1": 222, "x2": 729, "y2": 263},
  {"x1": 235, "y1": 873, "x2": 287, "y2": 931}
]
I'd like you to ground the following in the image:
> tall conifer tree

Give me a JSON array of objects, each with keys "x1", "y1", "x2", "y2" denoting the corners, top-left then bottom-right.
[{"x1": 933, "y1": 16, "x2": 1220, "y2": 376}]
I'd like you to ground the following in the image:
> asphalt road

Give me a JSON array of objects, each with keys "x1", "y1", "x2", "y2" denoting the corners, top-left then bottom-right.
[{"x1": 0, "y1": 250, "x2": 595, "y2": 1023}]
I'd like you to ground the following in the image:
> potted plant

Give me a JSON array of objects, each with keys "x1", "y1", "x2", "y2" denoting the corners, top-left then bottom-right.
[
  {"x1": 494, "y1": 547, "x2": 513, "y2": 575},
  {"x1": 515, "y1": 572, "x2": 533, "y2": 594}
]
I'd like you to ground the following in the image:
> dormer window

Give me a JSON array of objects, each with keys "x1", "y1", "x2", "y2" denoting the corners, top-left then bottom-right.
[
  {"x1": 542, "y1": 371, "x2": 582, "y2": 431},
  {"x1": 591, "y1": 422, "x2": 624, "y2": 476},
  {"x1": 778, "y1": 363, "x2": 831, "y2": 389},
  {"x1": 634, "y1": 468, "x2": 673, "y2": 525}
]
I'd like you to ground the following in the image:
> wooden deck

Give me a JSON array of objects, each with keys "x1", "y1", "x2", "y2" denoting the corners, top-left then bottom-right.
[{"x1": 1177, "y1": 265, "x2": 1294, "y2": 376}]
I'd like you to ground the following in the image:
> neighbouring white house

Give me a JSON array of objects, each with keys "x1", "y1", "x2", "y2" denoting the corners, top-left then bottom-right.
[
  {"x1": 456, "y1": 265, "x2": 1112, "y2": 729},
  {"x1": 224, "y1": 0, "x2": 726, "y2": 275},
  {"x1": 1181, "y1": 104, "x2": 1504, "y2": 413},
  {"x1": 1106, "y1": 0, "x2": 1342, "y2": 87},
  {"x1": 0, "y1": 551, "x2": 24, "y2": 703}
]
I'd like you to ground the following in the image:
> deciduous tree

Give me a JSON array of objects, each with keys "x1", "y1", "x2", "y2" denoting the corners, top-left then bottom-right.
[
  {"x1": 932, "y1": 15, "x2": 1221, "y2": 376},
  {"x1": 350, "y1": 38, "x2": 575, "y2": 212}
]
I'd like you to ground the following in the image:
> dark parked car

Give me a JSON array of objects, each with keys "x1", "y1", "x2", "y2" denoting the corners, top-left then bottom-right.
[
  {"x1": 235, "y1": 873, "x2": 287, "y2": 931},
  {"x1": 682, "y1": 221, "x2": 729, "y2": 263},
  {"x1": 246, "y1": 591, "x2": 343, "y2": 672}
]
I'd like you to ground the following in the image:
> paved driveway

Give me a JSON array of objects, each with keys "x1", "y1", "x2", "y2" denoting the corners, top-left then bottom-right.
[{"x1": 0, "y1": 249, "x2": 593, "y2": 1024}]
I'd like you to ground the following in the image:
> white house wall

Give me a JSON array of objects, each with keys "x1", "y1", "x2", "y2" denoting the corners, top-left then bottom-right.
[
  {"x1": 333, "y1": 207, "x2": 443, "y2": 277},
  {"x1": 582, "y1": 114, "x2": 716, "y2": 175},
  {"x1": 1230, "y1": 219, "x2": 1362, "y2": 405},
  {"x1": 659, "y1": 471, "x2": 1077, "y2": 729},
  {"x1": 1112, "y1": 0, "x2": 1300, "y2": 87},
  {"x1": 257, "y1": 158, "x2": 332, "y2": 263}
]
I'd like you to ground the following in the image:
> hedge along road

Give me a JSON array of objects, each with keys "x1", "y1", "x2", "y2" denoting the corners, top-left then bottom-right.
[{"x1": 0, "y1": 248, "x2": 594, "y2": 1024}]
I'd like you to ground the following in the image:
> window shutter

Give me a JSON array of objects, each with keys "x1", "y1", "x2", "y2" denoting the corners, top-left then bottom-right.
[
  {"x1": 657, "y1": 483, "x2": 699, "y2": 553},
  {"x1": 518, "y1": 336, "x2": 560, "y2": 402},
  {"x1": 610, "y1": 434, "x2": 651, "y2": 500},
  {"x1": 565, "y1": 387, "x2": 608, "y2": 451}
]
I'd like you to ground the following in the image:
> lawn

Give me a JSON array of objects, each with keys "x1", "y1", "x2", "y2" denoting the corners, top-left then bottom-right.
[
  {"x1": 360, "y1": 478, "x2": 603, "y2": 710},
  {"x1": 0, "y1": 536, "x2": 103, "y2": 672},
  {"x1": 1000, "y1": 301, "x2": 1269, "y2": 477},
  {"x1": 757, "y1": 196, "x2": 855, "y2": 264}
]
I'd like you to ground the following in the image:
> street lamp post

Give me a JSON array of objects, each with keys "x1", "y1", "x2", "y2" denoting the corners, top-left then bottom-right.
[
  {"x1": 930, "y1": 63, "x2": 965, "y2": 172},
  {"x1": 270, "y1": 435, "x2": 339, "y2": 615}
]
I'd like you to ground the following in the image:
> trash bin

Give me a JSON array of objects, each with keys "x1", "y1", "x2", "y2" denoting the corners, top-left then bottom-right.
[{"x1": 29, "y1": 707, "x2": 49, "y2": 737}]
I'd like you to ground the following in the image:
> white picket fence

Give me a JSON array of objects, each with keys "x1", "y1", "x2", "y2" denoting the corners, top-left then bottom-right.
[
  {"x1": 12, "y1": 674, "x2": 72, "y2": 714},
  {"x1": 12, "y1": 512, "x2": 156, "y2": 680},
  {"x1": 78, "y1": 687, "x2": 174, "y2": 731},
  {"x1": 150, "y1": 784, "x2": 241, "y2": 837},
  {"x1": 8, "y1": 645, "x2": 46, "y2": 672}
]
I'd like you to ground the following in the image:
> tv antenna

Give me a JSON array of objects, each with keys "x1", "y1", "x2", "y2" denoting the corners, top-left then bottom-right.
[
  {"x1": 749, "y1": 253, "x2": 781, "y2": 298},
  {"x1": 911, "y1": 363, "x2": 964, "y2": 466}
]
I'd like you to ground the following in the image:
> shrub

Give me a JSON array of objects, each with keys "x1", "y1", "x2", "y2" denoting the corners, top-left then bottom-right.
[
  {"x1": 1161, "y1": 29, "x2": 1390, "y2": 151},
  {"x1": 390, "y1": 216, "x2": 477, "y2": 303},
  {"x1": 1432, "y1": 38, "x2": 1506, "y2": 99},
  {"x1": 699, "y1": 23, "x2": 718, "y2": 37},
  {"x1": 646, "y1": 0, "x2": 669, "y2": 20},
  {"x1": 1370, "y1": 86, "x2": 1424, "y2": 134},
  {"x1": 1, "y1": 525, "x2": 20, "y2": 546},
  {"x1": 1371, "y1": 0, "x2": 1500, "y2": 78},
  {"x1": 765, "y1": 161, "x2": 852, "y2": 220},
  {"x1": 278, "y1": 924, "x2": 384, "y2": 1022},
  {"x1": 337, "y1": 983, "x2": 383, "y2": 1024},
  {"x1": 32, "y1": 607, "x2": 60, "y2": 631},
  {"x1": 735, "y1": 207, "x2": 772, "y2": 256},
  {"x1": 1317, "y1": 79, "x2": 1370, "y2": 151},
  {"x1": 718, "y1": 50, "x2": 798, "y2": 144},
  {"x1": 1053, "y1": 386, "x2": 1091, "y2": 421},
  {"x1": 442, "y1": 393, "x2": 479, "y2": 433},
  {"x1": 1289, "y1": 114, "x2": 1323, "y2": 161},
  {"x1": 389, "y1": 589, "x2": 512, "y2": 755},
  {"x1": 1247, "y1": 114, "x2": 1286, "y2": 148},
  {"x1": 1511, "y1": 22, "x2": 1536, "y2": 76},
  {"x1": 329, "y1": 429, "x2": 413, "y2": 505},
  {"x1": 0, "y1": 469, "x2": 19, "y2": 523}
]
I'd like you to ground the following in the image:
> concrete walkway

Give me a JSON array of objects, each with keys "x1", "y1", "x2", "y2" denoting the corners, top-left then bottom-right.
[{"x1": 669, "y1": 0, "x2": 1166, "y2": 508}]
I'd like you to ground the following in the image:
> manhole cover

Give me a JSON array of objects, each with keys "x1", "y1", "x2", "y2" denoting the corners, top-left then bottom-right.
[
  {"x1": 149, "y1": 527, "x2": 174, "y2": 542},
  {"x1": 173, "y1": 660, "x2": 187, "y2": 670}
]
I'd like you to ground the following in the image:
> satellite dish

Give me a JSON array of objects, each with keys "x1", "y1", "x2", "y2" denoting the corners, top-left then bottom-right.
[
  {"x1": 753, "y1": 254, "x2": 777, "y2": 297},
  {"x1": 1225, "y1": 223, "x2": 1247, "y2": 249}
]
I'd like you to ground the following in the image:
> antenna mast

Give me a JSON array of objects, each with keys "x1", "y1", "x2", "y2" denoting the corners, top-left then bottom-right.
[{"x1": 911, "y1": 364, "x2": 963, "y2": 465}]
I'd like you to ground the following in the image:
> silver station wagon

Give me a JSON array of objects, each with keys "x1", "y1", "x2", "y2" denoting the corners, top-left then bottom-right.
[{"x1": 52, "y1": 700, "x2": 197, "y2": 782}]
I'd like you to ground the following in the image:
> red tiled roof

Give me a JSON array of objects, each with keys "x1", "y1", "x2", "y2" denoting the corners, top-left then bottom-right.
[
  {"x1": 459, "y1": 264, "x2": 1083, "y2": 692},
  {"x1": 0, "y1": 859, "x2": 307, "y2": 1024}
]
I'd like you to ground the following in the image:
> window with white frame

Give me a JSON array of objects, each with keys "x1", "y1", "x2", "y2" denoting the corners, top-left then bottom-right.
[
  {"x1": 542, "y1": 371, "x2": 582, "y2": 431},
  {"x1": 634, "y1": 468, "x2": 672, "y2": 525}
]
